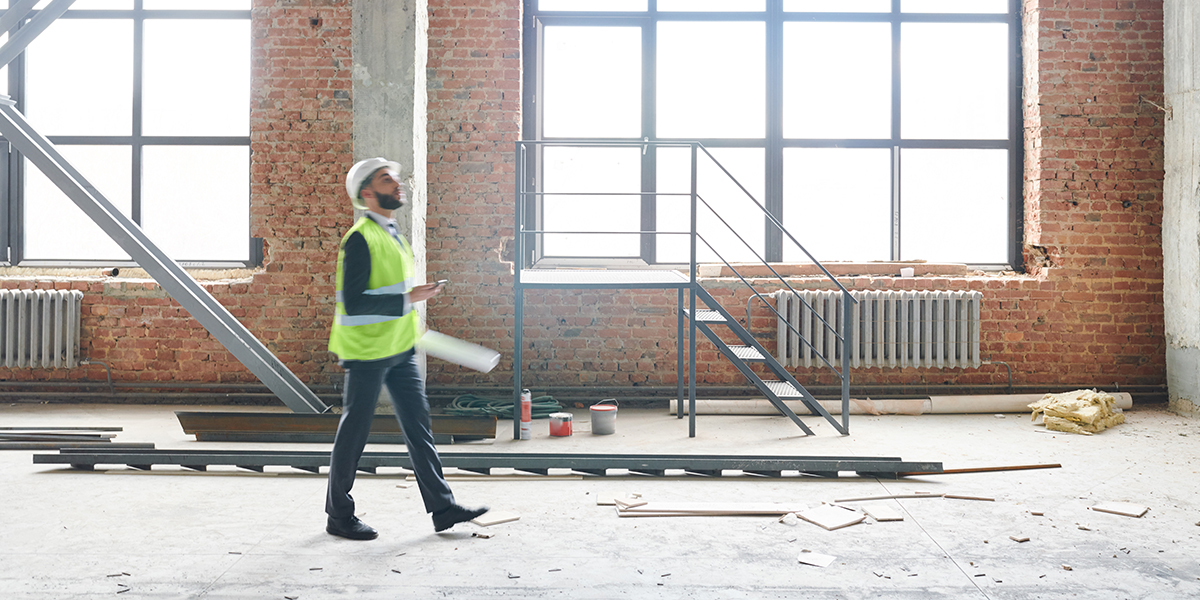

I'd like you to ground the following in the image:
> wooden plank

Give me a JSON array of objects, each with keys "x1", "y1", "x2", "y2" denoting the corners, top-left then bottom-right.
[
  {"x1": 620, "y1": 502, "x2": 808, "y2": 515},
  {"x1": 897, "y1": 463, "x2": 1061, "y2": 477},
  {"x1": 798, "y1": 505, "x2": 864, "y2": 531},
  {"x1": 834, "y1": 492, "x2": 942, "y2": 503},
  {"x1": 1089, "y1": 502, "x2": 1148, "y2": 518},
  {"x1": 944, "y1": 494, "x2": 994, "y2": 502},
  {"x1": 472, "y1": 511, "x2": 520, "y2": 527}
]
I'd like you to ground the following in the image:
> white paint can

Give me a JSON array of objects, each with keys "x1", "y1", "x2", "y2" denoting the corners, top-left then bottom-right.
[{"x1": 590, "y1": 399, "x2": 618, "y2": 435}]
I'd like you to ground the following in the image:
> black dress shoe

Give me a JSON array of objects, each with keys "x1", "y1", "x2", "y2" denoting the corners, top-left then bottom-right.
[
  {"x1": 432, "y1": 504, "x2": 489, "y2": 532},
  {"x1": 326, "y1": 515, "x2": 378, "y2": 540}
]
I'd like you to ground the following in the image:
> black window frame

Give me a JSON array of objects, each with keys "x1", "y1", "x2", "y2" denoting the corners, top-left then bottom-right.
[
  {"x1": 522, "y1": 0, "x2": 1023, "y2": 270},
  {"x1": 0, "y1": 1, "x2": 257, "y2": 268}
]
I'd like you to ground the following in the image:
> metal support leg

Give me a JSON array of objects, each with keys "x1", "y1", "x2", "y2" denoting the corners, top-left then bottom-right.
[
  {"x1": 677, "y1": 287, "x2": 684, "y2": 420},
  {"x1": 688, "y1": 286, "x2": 697, "y2": 438},
  {"x1": 0, "y1": 99, "x2": 327, "y2": 414},
  {"x1": 513, "y1": 284, "x2": 523, "y2": 440},
  {"x1": 841, "y1": 290, "x2": 852, "y2": 435}
]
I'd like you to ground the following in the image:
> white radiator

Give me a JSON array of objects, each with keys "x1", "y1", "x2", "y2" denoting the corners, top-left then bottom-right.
[
  {"x1": 0, "y1": 289, "x2": 84, "y2": 368},
  {"x1": 773, "y1": 290, "x2": 982, "y2": 369}
]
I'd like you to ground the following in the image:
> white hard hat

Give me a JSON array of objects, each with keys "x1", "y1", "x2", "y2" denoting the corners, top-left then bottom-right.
[{"x1": 346, "y1": 157, "x2": 402, "y2": 210}]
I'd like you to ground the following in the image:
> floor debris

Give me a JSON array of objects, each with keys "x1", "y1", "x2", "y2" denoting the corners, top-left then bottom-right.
[
  {"x1": 617, "y1": 502, "x2": 808, "y2": 517},
  {"x1": 1029, "y1": 389, "x2": 1125, "y2": 435},
  {"x1": 833, "y1": 492, "x2": 940, "y2": 503},
  {"x1": 796, "y1": 551, "x2": 837, "y2": 568},
  {"x1": 473, "y1": 511, "x2": 520, "y2": 527},
  {"x1": 1089, "y1": 502, "x2": 1148, "y2": 518},
  {"x1": 472, "y1": 532, "x2": 494, "y2": 539},
  {"x1": 1010, "y1": 535, "x2": 1030, "y2": 543},
  {"x1": 944, "y1": 494, "x2": 994, "y2": 502},
  {"x1": 861, "y1": 503, "x2": 904, "y2": 522},
  {"x1": 798, "y1": 504, "x2": 864, "y2": 531}
]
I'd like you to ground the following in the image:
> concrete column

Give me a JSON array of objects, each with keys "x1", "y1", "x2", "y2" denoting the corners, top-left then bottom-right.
[
  {"x1": 351, "y1": 0, "x2": 429, "y2": 401},
  {"x1": 1163, "y1": 0, "x2": 1200, "y2": 416}
]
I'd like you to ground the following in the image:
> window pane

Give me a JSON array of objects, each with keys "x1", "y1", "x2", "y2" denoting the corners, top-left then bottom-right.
[
  {"x1": 901, "y1": 23, "x2": 1008, "y2": 140},
  {"x1": 784, "y1": 22, "x2": 890, "y2": 139},
  {"x1": 142, "y1": 146, "x2": 249, "y2": 262},
  {"x1": 24, "y1": 146, "x2": 132, "y2": 261},
  {"x1": 783, "y1": 148, "x2": 890, "y2": 262},
  {"x1": 543, "y1": 27, "x2": 640, "y2": 138},
  {"x1": 903, "y1": 0, "x2": 1007, "y2": 13},
  {"x1": 785, "y1": 0, "x2": 889, "y2": 12},
  {"x1": 900, "y1": 149, "x2": 1007, "y2": 263},
  {"x1": 658, "y1": 22, "x2": 764, "y2": 139},
  {"x1": 657, "y1": 147, "x2": 764, "y2": 264},
  {"x1": 143, "y1": 19, "x2": 250, "y2": 136},
  {"x1": 143, "y1": 0, "x2": 250, "y2": 8},
  {"x1": 25, "y1": 19, "x2": 133, "y2": 136},
  {"x1": 542, "y1": 147, "x2": 641, "y2": 258},
  {"x1": 538, "y1": 0, "x2": 645, "y2": 10},
  {"x1": 659, "y1": 0, "x2": 764, "y2": 11}
]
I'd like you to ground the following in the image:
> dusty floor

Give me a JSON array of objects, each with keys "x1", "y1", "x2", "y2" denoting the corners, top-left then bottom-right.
[{"x1": 1, "y1": 401, "x2": 1198, "y2": 599}]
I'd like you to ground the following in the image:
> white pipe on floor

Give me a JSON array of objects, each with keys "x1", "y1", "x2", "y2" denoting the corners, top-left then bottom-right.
[{"x1": 667, "y1": 393, "x2": 1134, "y2": 416}]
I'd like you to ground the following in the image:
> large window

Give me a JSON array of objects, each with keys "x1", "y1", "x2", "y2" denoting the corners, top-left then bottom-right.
[
  {"x1": 1, "y1": 0, "x2": 252, "y2": 267},
  {"x1": 525, "y1": 0, "x2": 1021, "y2": 267}
]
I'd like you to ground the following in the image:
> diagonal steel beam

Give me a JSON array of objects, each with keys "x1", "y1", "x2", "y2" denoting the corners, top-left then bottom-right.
[
  {"x1": 0, "y1": 97, "x2": 328, "y2": 414},
  {"x1": 0, "y1": 0, "x2": 76, "y2": 69}
]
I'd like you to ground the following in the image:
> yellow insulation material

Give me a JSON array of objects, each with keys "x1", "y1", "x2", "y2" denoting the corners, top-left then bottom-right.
[{"x1": 1028, "y1": 389, "x2": 1126, "y2": 435}]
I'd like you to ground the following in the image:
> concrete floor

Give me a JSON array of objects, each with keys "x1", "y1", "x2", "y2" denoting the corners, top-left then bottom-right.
[{"x1": 1, "y1": 401, "x2": 1198, "y2": 599}]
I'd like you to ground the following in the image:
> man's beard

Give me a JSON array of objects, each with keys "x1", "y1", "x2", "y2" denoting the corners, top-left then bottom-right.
[{"x1": 376, "y1": 188, "x2": 406, "y2": 210}]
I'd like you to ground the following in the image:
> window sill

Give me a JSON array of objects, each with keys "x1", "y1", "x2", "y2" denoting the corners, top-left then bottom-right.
[
  {"x1": 0, "y1": 265, "x2": 259, "y2": 283},
  {"x1": 696, "y1": 262, "x2": 1014, "y2": 278}
]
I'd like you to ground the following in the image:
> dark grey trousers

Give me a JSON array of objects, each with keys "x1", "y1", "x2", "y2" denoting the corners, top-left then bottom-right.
[{"x1": 325, "y1": 350, "x2": 455, "y2": 519}]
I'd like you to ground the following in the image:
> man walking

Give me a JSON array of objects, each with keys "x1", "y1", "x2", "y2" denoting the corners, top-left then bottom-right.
[{"x1": 325, "y1": 157, "x2": 487, "y2": 540}]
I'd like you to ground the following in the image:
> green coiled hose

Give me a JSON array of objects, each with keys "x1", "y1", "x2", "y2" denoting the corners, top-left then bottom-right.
[{"x1": 445, "y1": 393, "x2": 563, "y2": 419}]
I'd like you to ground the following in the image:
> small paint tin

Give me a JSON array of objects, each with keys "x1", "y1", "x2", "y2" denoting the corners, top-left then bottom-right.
[
  {"x1": 548, "y1": 412, "x2": 573, "y2": 437},
  {"x1": 590, "y1": 400, "x2": 617, "y2": 435}
]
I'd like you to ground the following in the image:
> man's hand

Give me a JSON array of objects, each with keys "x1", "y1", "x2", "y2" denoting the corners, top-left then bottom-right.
[{"x1": 409, "y1": 281, "x2": 446, "y2": 303}]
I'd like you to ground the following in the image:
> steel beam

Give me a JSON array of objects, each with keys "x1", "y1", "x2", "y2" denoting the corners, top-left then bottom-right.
[
  {"x1": 0, "y1": 98, "x2": 328, "y2": 413},
  {"x1": 34, "y1": 448, "x2": 942, "y2": 477},
  {"x1": 0, "y1": 0, "x2": 76, "y2": 70}
]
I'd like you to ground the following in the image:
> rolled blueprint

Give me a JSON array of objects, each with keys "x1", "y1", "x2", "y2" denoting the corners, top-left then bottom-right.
[{"x1": 418, "y1": 330, "x2": 500, "y2": 373}]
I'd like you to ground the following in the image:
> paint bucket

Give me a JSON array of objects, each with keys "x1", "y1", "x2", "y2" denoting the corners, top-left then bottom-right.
[
  {"x1": 590, "y1": 400, "x2": 618, "y2": 435},
  {"x1": 548, "y1": 412, "x2": 573, "y2": 437}
]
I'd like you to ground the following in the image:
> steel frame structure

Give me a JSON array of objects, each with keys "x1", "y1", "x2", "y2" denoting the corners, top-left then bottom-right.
[
  {"x1": 514, "y1": 140, "x2": 853, "y2": 440},
  {"x1": 35, "y1": 448, "x2": 943, "y2": 478},
  {"x1": 0, "y1": 2, "x2": 326, "y2": 414}
]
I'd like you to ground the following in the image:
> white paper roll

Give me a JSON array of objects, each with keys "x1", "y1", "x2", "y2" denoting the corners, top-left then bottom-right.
[{"x1": 417, "y1": 330, "x2": 501, "y2": 373}]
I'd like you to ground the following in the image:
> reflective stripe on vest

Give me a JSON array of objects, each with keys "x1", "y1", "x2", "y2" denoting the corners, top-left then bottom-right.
[{"x1": 334, "y1": 278, "x2": 413, "y2": 304}]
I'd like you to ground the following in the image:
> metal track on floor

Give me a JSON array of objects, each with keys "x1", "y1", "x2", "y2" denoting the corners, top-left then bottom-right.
[{"x1": 33, "y1": 449, "x2": 941, "y2": 478}]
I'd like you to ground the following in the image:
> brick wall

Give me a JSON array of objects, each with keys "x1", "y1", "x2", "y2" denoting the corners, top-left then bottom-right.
[{"x1": 0, "y1": 0, "x2": 1166, "y2": 398}]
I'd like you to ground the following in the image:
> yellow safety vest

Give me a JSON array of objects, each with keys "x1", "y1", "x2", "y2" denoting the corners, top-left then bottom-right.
[{"x1": 329, "y1": 217, "x2": 419, "y2": 361}]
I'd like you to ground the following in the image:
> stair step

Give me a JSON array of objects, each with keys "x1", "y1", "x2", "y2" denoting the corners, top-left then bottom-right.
[
  {"x1": 728, "y1": 345, "x2": 766, "y2": 361},
  {"x1": 685, "y1": 309, "x2": 726, "y2": 323},
  {"x1": 764, "y1": 380, "x2": 803, "y2": 398}
]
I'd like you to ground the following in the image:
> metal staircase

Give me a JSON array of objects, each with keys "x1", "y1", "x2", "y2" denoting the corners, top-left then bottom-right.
[{"x1": 513, "y1": 140, "x2": 854, "y2": 439}]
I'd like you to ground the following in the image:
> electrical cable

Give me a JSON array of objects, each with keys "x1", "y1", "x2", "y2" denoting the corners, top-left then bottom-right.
[{"x1": 445, "y1": 393, "x2": 563, "y2": 419}]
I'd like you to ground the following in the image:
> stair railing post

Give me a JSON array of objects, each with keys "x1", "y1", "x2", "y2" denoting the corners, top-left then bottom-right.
[
  {"x1": 841, "y1": 288, "x2": 852, "y2": 434},
  {"x1": 513, "y1": 142, "x2": 525, "y2": 440},
  {"x1": 689, "y1": 142, "x2": 698, "y2": 438},
  {"x1": 677, "y1": 287, "x2": 684, "y2": 420}
]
